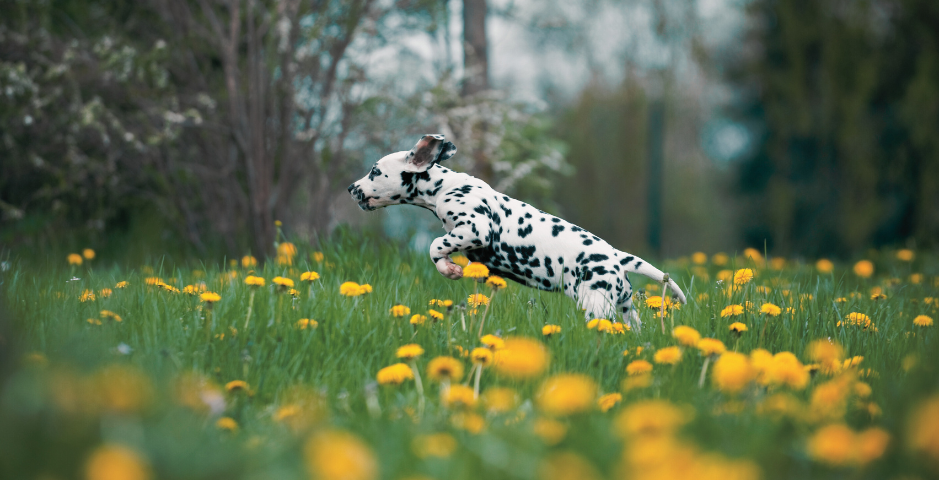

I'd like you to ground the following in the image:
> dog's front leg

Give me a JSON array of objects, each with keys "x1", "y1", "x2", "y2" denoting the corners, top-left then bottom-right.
[{"x1": 429, "y1": 224, "x2": 491, "y2": 280}]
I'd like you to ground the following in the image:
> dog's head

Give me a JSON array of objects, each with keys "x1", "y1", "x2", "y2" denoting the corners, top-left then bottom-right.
[{"x1": 348, "y1": 134, "x2": 457, "y2": 211}]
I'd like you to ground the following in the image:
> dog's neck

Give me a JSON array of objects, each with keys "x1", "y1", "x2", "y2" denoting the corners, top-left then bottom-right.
[{"x1": 404, "y1": 164, "x2": 473, "y2": 210}]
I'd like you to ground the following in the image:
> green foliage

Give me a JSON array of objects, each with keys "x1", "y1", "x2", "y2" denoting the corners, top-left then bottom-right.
[
  {"x1": 1, "y1": 236, "x2": 938, "y2": 479},
  {"x1": 727, "y1": 0, "x2": 939, "y2": 256}
]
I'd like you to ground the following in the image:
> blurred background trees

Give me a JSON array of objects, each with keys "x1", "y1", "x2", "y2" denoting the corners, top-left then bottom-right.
[{"x1": 1, "y1": 0, "x2": 937, "y2": 260}]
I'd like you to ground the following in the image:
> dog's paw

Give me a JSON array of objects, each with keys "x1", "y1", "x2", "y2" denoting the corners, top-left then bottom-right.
[{"x1": 435, "y1": 259, "x2": 463, "y2": 280}]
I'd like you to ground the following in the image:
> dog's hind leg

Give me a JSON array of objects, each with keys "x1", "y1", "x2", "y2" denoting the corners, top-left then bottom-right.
[{"x1": 620, "y1": 296, "x2": 642, "y2": 332}]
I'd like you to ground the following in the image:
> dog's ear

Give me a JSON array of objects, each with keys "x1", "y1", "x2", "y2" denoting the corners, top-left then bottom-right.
[{"x1": 406, "y1": 134, "x2": 456, "y2": 170}]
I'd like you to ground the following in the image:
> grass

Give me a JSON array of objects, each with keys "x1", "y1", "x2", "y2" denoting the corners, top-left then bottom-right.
[{"x1": 1, "y1": 234, "x2": 938, "y2": 480}]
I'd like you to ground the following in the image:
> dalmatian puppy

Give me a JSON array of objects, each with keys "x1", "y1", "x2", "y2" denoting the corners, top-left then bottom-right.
[{"x1": 348, "y1": 134, "x2": 686, "y2": 325}]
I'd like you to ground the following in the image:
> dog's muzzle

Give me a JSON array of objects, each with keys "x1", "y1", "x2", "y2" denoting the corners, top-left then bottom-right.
[{"x1": 348, "y1": 183, "x2": 375, "y2": 211}]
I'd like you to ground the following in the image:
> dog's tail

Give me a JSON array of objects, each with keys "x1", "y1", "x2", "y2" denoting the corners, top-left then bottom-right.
[{"x1": 623, "y1": 256, "x2": 687, "y2": 304}]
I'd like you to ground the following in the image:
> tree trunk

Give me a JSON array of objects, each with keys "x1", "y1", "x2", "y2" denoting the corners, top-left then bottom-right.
[
  {"x1": 461, "y1": 0, "x2": 488, "y2": 96},
  {"x1": 462, "y1": 0, "x2": 492, "y2": 182}
]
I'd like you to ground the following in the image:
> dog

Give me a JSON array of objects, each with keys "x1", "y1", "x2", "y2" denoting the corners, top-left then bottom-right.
[{"x1": 348, "y1": 134, "x2": 686, "y2": 325}]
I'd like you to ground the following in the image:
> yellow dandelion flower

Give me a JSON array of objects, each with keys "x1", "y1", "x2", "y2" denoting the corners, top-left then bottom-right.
[
  {"x1": 697, "y1": 338, "x2": 726, "y2": 356},
  {"x1": 272, "y1": 276, "x2": 294, "y2": 288},
  {"x1": 621, "y1": 374, "x2": 653, "y2": 391},
  {"x1": 853, "y1": 260, "x2": 874, "y2": 278},
  {"x1": 87, "y1": 318, "x2": 102, "y2": 326},
  {"x1": 216, "y1": 417, "x2": 238, "y2": 432},
  {"x1": 896, "y1": 249, "x2": 914, "y2": 261},
  {"x1": 182, "y1": 285, "x2": 200, "y2": 295},
  {"x1": 300, "y1": 271, "x2": 320, "y2": 282},
  {"x1": 542, "y1": 324, "x2": 562, "y2": 336},
  {"x1": 729, "y1": 322, "x2": 748, "y2": 333},
  {"x1": 720, "y1": 304, "x2": 744, "y2": 317},
  {"x1": 115, "y1": 281, "x2": 129, "y2": 289},
  {"x1": 471, "y1": 347, "x2": 494, "y2": 366},
  {"x1": 358, "y1": 284, "x2": 372, "y2": 294},
  {"x1": 533, "y1": 417, "x2": 567, "y2": 445},
  {"x1": 493, "y1": 337, "x2": 549, "y2": 379},
  {"x1": 295, "y1": 318, "x2": 318, "y2": 329},
  {"x1": 806, "y1": 424, "x2": 856, "y2": 466},
  {"x1": 444, "y1": 384, "x2": 477, "y2": 409},
  {"x1": 611, "y1": 323, "x2": 629, "y2": 334},
  {"x1": 733, "y1": 268, "x2": 754, "y2": 285},
  {"x1": 692, "y1": 252, "x2": 708, "y2": 264},
  {"x1": 276, "y1": 242, "x2": 297, "y2": 258},
  {"x1": 480, "y1": 334, "x2": 505, "y2": 350},
  {"x1": 672, "y1": 326, "x2": 701, "y2": 346},
  {"x1": 536, "y1": 374, "x2": 597, "y2": 416},
  {"x1": 841, "y1": 312, "x2": 872, "y2": 329},
  {"x1": 816, "y1": 258, "x2": 834, "y2": 274},
  {"x1": 871, "y1": 292, "x2": 887, "y2": 300},
  {"x1": 225, "y1": 380, "x2": 250, "y2": 393},
  {"x1": 586, "y1": 318, "x2": 613, "y2": 333},
  {"x1": 626, "y1": 359, "x2": 653, "y2": 376},
  {"x1": 241, "y1": 255, "x2": 257, "y2": 268},
  {"x1": 409, "y1": 314, "x2": 427, "y2": 325},
  {"x1": 486, "y1": 276, "x2": 507, "y2": 289},
  {"x1": 426, "y1": 356, "x2": 464, "y2": 382},
  {"x1": 717, "y1": 269, "x2": 734, "y2": 282},
  {"x1": 80, "y1": 289, "x2": 96, "y2": 302},
  {"x1": 468, "y1": 293, "x2": 490, "y2": 307},
  {"x1": 81, "y1": 248, "x2": 95, "y2": 260},
  {"x1": 84, "y1": 445, "x2": 151, "y2": 480},
  {"x1": 807, "y1": 337, "x2": 847, "y2": 374},
  {"x1": 463, "y1": 263, "x2": 490, "y2": 279},
  {"x1": 654, "y1": 346, "x2": 683, "y2": 365},
  {"x1": 396, "y1": 344, "x2": 424, "y2": 360},
  {"x1": 450, "y1": 254, "x2": 470, "y2": 267},
  {"x1": 412, "y1": 433, "x2": 457, "y2": 459},
  {"x1": 98, "y1": 288, "x2": 113, "y2": 298},
  {"x1": 913, "y1": 315, "x2": 933, "y2": 327},
  {"x1": 389, "y1": 305, "x2": 410, "y2": 317},
  {"x1": 200, "y1": 292, "x2": 221, "y2": 303},
  {"x1": 244, "y1": 275, "x2": 265, "y2": 287},
  {"x1": 376, "y1": 363, "x2": 414, "y2": 385},
  {"x1": 742, "y1": 247, "x2": 764, "y2": 263},
  {"x1": 312, "y1": 251, "x2": 325, "y2": 262},
  {"x1": 857, "y1": 428, "x2": 890, "y2": 465},
  {"x1": 339, "y1": 281, "x2": 361, "y2": 296},
  {"x1": 598, "y1": 393, "x2": 623, "y2": 412},
  {"x1": 451, "y1": 411, "x2": 486, "y2": 434},
  {"x1": 100, "y1": 310, "x2": 123, "y2": 322},
  {"x1": 907, "y1": 395, "x2": 939, "y2": 462},
  {"x1": 764, "y1": 352, "x2": 809, "y2": 390},
  {"x1": 422, "y1": 309, "x2": 441, "y2": 321},
  {"x1": 67, "y1": 253, "x2": 83, "y2": 265},
  {"x1": 712, "y1": 352, "x2": 754, "y2": 394},
  {"x1": 613, "y1": 400, "x2": 691, "y2": 438},
  {"x1": 760, "y1": 303, "x2": 782, "y2": 316},
  {"x1": 712, "y1": 252, "x2": 729, "y2": 266},
  {"x1": 303, "y1": 429, "x2": 377, "y2": 480},
  {"x1": 482, "y1": 387, "x2": 517, "y2": 413}
]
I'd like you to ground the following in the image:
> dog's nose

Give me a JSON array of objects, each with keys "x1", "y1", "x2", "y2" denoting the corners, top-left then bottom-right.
[{"x1": 347, "y1": 183, "x2": 356, "y2": 193}]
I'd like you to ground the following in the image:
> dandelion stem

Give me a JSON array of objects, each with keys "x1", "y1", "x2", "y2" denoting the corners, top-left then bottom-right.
[
  {"x1": 476, "y1": 289, "x2": 495, "y2": 337},
  {"x1": 660, "y1": 274, "x2": 670, "y2": 333},
  {"x1": 473, "y1": 364, "x2": 483, "y2": 399},
  {"x1": 409, "y1": 360, "x2": 425, "y2": 417},
  {"x1": 204, "y1": 307, "x2": 213, "y2": 343},
  {"x1": 759, "y1": 314, "x2": 768, "y2": 348},
  {"x1": 275, "y1": 294, "x2": 284, "y2": 327},
  {"x1": 698, "y1": 355, "x2": 712, "y2": 388},
  {"x1": 244, "y1": 290, "x2": 256, "y2": 331}
]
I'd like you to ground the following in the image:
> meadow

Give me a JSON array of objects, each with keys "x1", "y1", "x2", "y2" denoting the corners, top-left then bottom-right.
[{"x1": 1, "y1": 230, "x2": 938, "y2": 480}]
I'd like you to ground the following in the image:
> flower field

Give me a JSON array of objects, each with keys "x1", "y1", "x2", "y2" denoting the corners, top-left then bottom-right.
[{"x1": 1, "y1": 238, "x2": 938, "y2": 480}]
